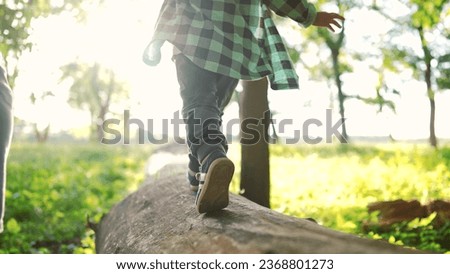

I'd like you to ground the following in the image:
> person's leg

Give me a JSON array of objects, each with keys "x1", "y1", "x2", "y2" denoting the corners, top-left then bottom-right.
[
  {"x1": 175, "y1": 54, "x2": 221, "y2": 191},
  {"x1": 194, "y1": 75, "x2": 238, "y2": 213},
  {"x1": 0, "y1": 63, "x2": 13, "y2": 233},
  {"x1": 175, "y1": 55, "x2": 228, "y2": 161},
  {"x1": 174, "y1": 54, "x2": 237, "y2": 212},
  {"x1": 187, "y1": 152, "x2": 200, "y2": 191},
  {"x1": 184, "y1": 76, "x2": 238, "y2": 192},
  {"x1": 216, "y1": 75, "x2": 239, "y2": 115}
]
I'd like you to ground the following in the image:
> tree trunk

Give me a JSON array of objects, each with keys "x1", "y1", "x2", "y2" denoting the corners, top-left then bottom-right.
[
  {"x1": 96, "y1": 107, "x2": 107, "y2": 143},
  {"x1": 239, "y1": 78, "x2": 270, "y2": 208},
  {"x1": 95, "y1": 144, "x2": 423, "y2": 254},
  {"x1": 418, "y1": 27, "x2": 438, "y2": 148},
  {"x1": 428, "y1": 95, "x2": 437, "y2": 148},
  {"x1": 331, "y1": 48, "x2": 348, "y2": 143},
  {"x1": 33, "y1": 124, "x2": 50, "y2": 143}
]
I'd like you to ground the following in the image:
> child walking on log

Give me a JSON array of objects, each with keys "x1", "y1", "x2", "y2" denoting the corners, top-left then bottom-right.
[{"x1": 144, "y1": 0, "x2": 344, "y2": 213}]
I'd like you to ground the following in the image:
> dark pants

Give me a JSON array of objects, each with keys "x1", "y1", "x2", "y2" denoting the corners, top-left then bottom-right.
[
  {"x1": 0, "y1": 62, "x2": 13, "y2": 233},
  {"x1": 174, "y1": 54, "x2": 238, "y2": 168}
]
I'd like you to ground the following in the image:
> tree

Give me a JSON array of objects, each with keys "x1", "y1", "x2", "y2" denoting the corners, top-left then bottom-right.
[
  {"x1": 237, "y1": 2, "x2": 356, "y2": 207},
  {"x1": 285, "y1": 0, "x2": 406, "y2": 142},
  {"x1": 30, "y1": 91, "x2": 54, "y2": 143},
  {"x1": 373, "y1": 0, "x2": 450, "y2": 148},
  {"x1": 239, "y1": 78, "x2": 271, "y2": 208},
  {"x1": 0, "y1": 0, "x2": 99, "y2": 86},
  {"x1": 288, "y1": 0, "x2": 353, "y2": 143},
  {"x1": 345, "y1": 43, "x2": 400, "y2": 116},
  {"x1": 60, "y1": 62, "x2": 128, "y2": 142}
]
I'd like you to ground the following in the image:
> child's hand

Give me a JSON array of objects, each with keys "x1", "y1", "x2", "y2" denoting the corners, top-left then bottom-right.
[{"x1": 312, "y1": 12, "x2": 345, "y2": 32}]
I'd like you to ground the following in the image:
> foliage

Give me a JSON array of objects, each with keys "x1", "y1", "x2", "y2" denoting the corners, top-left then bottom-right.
[
  {"x1": 0, "y1": 143, "x2": 150, "y2": 254},
  {"x1": 375, "y1": 0, "x2": 449, "y2": 76},
  {"x1": 410, "y1": 0, "x2": 448, "y2": 29},
  {"x1": 228, "y1": 143, "x2": 450, "y2": 253},
  {"x1": 0, "y1": 0, "x2": 100, "y2": 84},
  {"x1": 283, "y1": 0, "x2": 449, "y2": 145},
  {"x1": 282, "y1": 0, "x2": 357, "y2": 140},
  {"x1": 373, "y1": 0, "x2": 450, "y2": 147},
  {"x1": 437, "y1": 53, "x2": 450, "y2": 90},
  {"x1": 2, "y1": 143, "x2": 449, "y2": 253},
  {"x1": 59, "y1": 62, "x2": 129, "y2": 141},
  {"x1": 366, "y1": 213, "x2": 450, "y2": 252}
]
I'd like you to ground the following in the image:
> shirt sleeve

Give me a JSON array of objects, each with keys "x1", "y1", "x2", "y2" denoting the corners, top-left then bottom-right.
[{"x1": 262, "y1": 0, "x2": 317, "y2": 28}]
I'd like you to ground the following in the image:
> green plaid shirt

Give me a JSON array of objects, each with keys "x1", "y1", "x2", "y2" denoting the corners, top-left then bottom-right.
[{"x1": 143, "y1": 0, "x2": 316, "y2": 90}]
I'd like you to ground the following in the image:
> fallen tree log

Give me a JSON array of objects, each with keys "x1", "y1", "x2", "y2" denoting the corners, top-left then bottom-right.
[{"x1": 96, "y1": 148, "x2": 422, "y2": 254}]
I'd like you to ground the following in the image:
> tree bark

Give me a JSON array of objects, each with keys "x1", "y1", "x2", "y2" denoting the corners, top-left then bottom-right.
[
  {"x1": 418, "y1": 27, "x2": 438, "y2": 148},
  {"x1": 321, "y1": 25, "x2": 348, "y2": 143},
  {"x1": 330, "y1": 48, "x2": 348, "y2": 143},
  {"x1": 239, "y1": 78, "x2": 271, "y2": 208},
  {"x1": 95, "y1": 145, "x2": 423, "y2": 254},
  {"x1": 33, "y1": 124, "x2": 50, "y2": 143}
]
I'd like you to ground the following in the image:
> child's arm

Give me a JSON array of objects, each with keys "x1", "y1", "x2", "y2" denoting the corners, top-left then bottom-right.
[
  {"x1": 262, "y1": 0, "x2": 345, "y2": 31},
  {"x1": 263, "y1": 0, "x2": 317, "y2": 27}
]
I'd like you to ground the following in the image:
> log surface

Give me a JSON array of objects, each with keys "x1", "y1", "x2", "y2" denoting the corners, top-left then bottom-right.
[{"x1": 96, "y1": 146, "x2": 421, "y2": 254}]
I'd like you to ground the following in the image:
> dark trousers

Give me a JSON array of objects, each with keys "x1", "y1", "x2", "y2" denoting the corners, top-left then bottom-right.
[
  {"x1": 0, "y1": 63, "x2": 13, "y2": 233},
  {"x1": 174, "y1": 54, "x2": 238, "y2": 168}
]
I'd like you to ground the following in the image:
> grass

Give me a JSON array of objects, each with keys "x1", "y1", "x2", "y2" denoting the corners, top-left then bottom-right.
[
  {"x1": 1, "y1": 142, "x2": 449, "y2": 253},
  {"x1": 0, "y1": 143, "x2": 151, "y2": 254},
  {"x1": 229, "y1": 143, "x2": 450, "y2": 253}
]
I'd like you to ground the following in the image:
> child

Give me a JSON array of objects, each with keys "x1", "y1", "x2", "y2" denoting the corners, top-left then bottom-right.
[
  {"x1": 0, "y1": 56, "x2": 13, "y2": 233},
  {"x1": 143, "y1": 0, "x2": 344, "y2": 213}
]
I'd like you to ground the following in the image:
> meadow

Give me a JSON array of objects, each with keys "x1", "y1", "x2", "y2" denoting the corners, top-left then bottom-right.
[
  {"x1": 0, "y1": 142, "x2": 449, "y2": 253},
  {"x1": 229, "y1": 143, "x2": 450, "y2": 253},
  {"x1": 0, "y1": 143, "x2": 151, "y2": 254}
]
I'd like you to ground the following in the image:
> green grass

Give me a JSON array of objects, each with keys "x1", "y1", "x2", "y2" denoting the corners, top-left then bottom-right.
[
  {"x1": 229, "y1": 143, "x2": 450, "y2": 253},
  {"x1": 1, "y1": 142, "x2": 449, "y2": 253},
  {"x1": 0, "y1": 143, "x2": 151, "y2": 254}
]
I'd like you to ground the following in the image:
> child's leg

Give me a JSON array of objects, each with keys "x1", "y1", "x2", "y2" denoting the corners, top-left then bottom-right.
[
  {"x1": 216, "y1": 75, "x2": 238, "y2": 115},
  {"x1": 174, "y1": 54, "x2": 237, "y2": 166},
  {"x1": 174, "y1": 54, "x2": 238, "y2": 212},
  {"x1": 187, "y1": 152, "x2": 200, "y2": 191},
  {"x1": 178, "y1": 58, "x2": 238, "y2": 192}
]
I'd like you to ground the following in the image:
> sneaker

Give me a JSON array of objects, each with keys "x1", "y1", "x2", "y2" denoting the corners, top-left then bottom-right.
[
  {"x1": 195, "y1": 151, "x2": 234, "y2": 213},
  {"x1": 187, "y1": 168, "x2": 199, "y2": 192},
  {"x1": 187, "y1": 153, "x2": 200, "y2": 192}
]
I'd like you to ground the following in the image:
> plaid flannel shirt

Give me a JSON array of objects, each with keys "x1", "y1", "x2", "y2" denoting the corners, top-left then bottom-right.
[{"x1": 143, "y1": 0, "x2": 317, "y2": 90}]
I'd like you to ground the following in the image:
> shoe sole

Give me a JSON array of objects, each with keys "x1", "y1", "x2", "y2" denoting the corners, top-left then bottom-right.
[{"x1": 196, "y1": 158, "x2": 234, "y2": 214}]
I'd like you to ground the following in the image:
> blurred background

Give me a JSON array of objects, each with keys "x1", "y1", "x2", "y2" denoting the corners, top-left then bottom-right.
[
  {"x1": 2, "y1": 0, "x2": 449, "y2": 144},
  {"x1": 0, "y1": 0, "x2": 449, "y2": 254}
]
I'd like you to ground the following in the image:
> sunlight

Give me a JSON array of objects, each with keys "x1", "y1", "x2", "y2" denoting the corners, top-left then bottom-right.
[{"x1": 10, "y1": 0, "x2": 450, "y2": 140}]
